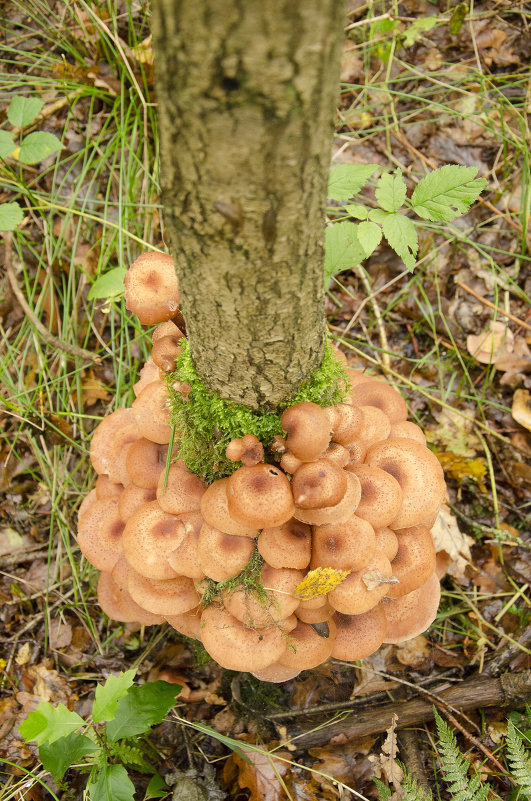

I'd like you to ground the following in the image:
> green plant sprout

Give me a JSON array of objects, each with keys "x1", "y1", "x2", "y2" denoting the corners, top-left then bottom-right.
[{"x1": 0, "y1": 95, "x2": 64, "y2": 231}]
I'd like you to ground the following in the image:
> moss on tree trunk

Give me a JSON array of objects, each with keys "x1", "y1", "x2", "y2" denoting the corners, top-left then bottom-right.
[{"x1": 152, "y1": 0, "x2": 345, "y2": 411}]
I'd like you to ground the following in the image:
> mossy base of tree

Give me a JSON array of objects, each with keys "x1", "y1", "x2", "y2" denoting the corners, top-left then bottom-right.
[{"x1": 166, "y1": 339, "x2": 349, "y2": 484}]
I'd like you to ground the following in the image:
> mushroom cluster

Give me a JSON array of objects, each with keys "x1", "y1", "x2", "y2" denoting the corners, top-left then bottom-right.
[{"x1": 78, "y1": 252, "x2": 446, "y2": 682}]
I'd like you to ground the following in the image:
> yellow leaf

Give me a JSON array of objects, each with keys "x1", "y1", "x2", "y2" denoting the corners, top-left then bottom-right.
[
  {"x1": 294, "y1": 567, "x2": 349, "y2": 600},
  {"x1": 436, "y1": 451, "x2": 487, "y2": 490},
  {"x1": 512, "y1": 388, "x2": 531, "y2": 432}
]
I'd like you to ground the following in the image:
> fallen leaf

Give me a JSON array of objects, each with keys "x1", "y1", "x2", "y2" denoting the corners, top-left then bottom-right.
[
  {"x1": 231, "y1": 748, "x2": 290, "y2": 801},
  {"x1": 431, "y1": 505, "x2": 473, "y2": 578},
  {"x1": 49, "y1": 619, "x2": 72, "y2": 650},
  {"x1": 15, "y1": 643, "x2": 31, "y2": 667},
  {"x1": 80, "y1": 370, "x2": 111, "y2": 407},
  {"x1": 295, "y1": 567, "x2": 350, "y2": 600},
  {"x1": 467, "y1": 320, "x2": 514, "y2": 364},
  {"x1": 512, "y1": 389, "x2": 531, "y2": 432},
  {"x1": 395, "y1": 635, "x2": 431, "y2": 669},
  {"x1": 436, "y1": 452, "x2": 487, "y2": 490},
  {"x1": 425, "y1": 407, "x2": 482, "y2": 457},
  {"x1": 368, "y1": 713, "x2": 404, "y2": 789}
]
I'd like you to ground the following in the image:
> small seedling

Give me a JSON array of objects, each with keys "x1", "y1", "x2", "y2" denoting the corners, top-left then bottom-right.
[{"x1": 20, "y1": 669, "x2": 180, "y2": 801}]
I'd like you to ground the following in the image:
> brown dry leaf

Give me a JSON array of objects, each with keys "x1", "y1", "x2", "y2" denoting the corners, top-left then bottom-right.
[
  {"x1": 368, "y1": 713, "x2": 404, "y2": 790},
  {"x1": 310, "y1": 739, "x2": 375, "y2": 785},
  {"x1": 426, "y1": 407, "x2": 482, "y2": 458},
  {"x1": 231, "y1": 748, "x2": 290, "y2": 801},
  {"x1": 73, "y1": 242, "x2": 100, "y2": 278},
  {"x1": 497, "y1": 337, "x2": 531, "y2": 387},
  {"x1": 80, "y1": 370, "x2": 111, "y2": 407},
  {"x1": 467, "y1": 321, "x2": 514, "y2": 364},
  {"x1": 27, "y1": 662, "x2": 72, "y2": 704},
  {"x1": 131, "y1": 34, "x2": 153, "y2": 65},
  {"x1": 0, "y1": 527, "x2": 33, "y2": 558},
  {"x1": 512, "y1": 389, "x2": 531, "y2": 432},
  {"x1": 49, "y1": 619, "x2": 72, "y2": 650},
  {"x1": 431, "y1": 505, "x2": 473, "y2": 578},
  {"x1": 15, "y1": 643, "x2": 31, "y2": 667},
  {"x1": 363, "y1": 569, "x2": 397, "y2": 592},
  {"x1": 395, "y1": 635, "x2": 431, "y2": 669}
]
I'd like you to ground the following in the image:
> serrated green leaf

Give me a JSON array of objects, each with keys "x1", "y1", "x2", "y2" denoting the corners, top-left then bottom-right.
[
  {"x1": 449, "y1": 3, "x2": 468, "y2": 35},
  {"x1": 357, "y1": 220, "x2": 382, "y2": 258},
  {"x1": 87, "y1": 763, "x2": 135, "y2": 801},
  {"x1": 0, "y1": 202, "x2": 24, "y2": 231},
  {"x1": 410, "y1": 165, "x2": 487, "y2": 222},
  {"x1": 328, "y1": 163, "x2": 380, "y2": 201},
  {"x1": 344, "y1": 203, "x2": 368, "y2": 220},
  {"x1": 19, "y1": 702, "x2": 85, "y2": 746},
  {"x1": 18, "y1": 131, "x2": 63, "y2": 164},
  {"x1": 402, "y1": 17, "x2": 438, "y2": 48},
  {"x1": 145, "y1": 773, "x2": 169, "y2": 799},
  {"x1": 87, "y1": 267, "x2": 127, "y2": 301},
  {"x1": 381, "y1": 213, "x2": 418, "y2": 270},
  {"x1": 324, "y1": 221, "x2": 365, "y2": 287},
  {"x1": 39, "y1": 732, "x2": 98, "y2": 782},
  {"x1": 0, "y1": 130, "x2": 16, "y2": 158},
  {"x1": 93, "y1": 670, "x2": 136, "y2": 723},
  {"x1": 106, "y1": 681, "x2": 180, "y2": 742},
  {"x1": 368, "y1": 208, "x2": 389, "y2": 224},
  {"x1": 8, "y1": 96, "x2": 44, "y2": 127},
  {"x1": 375, "y1": 170, "x2": 407, "y2": 212}
]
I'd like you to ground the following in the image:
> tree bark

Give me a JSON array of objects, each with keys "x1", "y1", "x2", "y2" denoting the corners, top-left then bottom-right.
[{"x1": 151, "y1": 0, "x2": 345, "y2": 410}]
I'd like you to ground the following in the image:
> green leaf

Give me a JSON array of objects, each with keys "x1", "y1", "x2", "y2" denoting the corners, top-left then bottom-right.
[
  {"x1": 344, "y1": 203, "x2": 368, "y2": 220},
  {"x1": 106, "y1": 681, "x2": 180, "y2": 742},
  {"x1": 0, "y1": 202, "x2": 24, "y2": 231},
  {"x1": 375, "y1": 170, "x2": 407, "y2": 212},
  {"x1": 19, "y1": 702, "x2": 85, "y2": 746},
  {"x1": 410, "y1": 165, "x2": 487, "y2": 222},
  {"x1": 87, "y1": 763, "x2": 135, "y2": 801},
  {"x1": 93, "y1": 670, "x2": 136, "y2": 723},
  {"x1": 145, "y1": 773, "x2": 169, "y2": 800},
  {"x1": 87, "y1": 267, "x2": 127, "y2": 301},
  {"x1": 324, "y1": 221, "x2": 365, "y2": 287},
  {"x1": 357, "y1": 220, "x2": 382, "y2": 258},
  {"x1": 18, "y1": 131, "x2": 63, "y2": 164},
  {"x1": 368, "y1": 208, "x2": 389, "y2": 224},
  {"x1": 449, "y1": 3, "x2": 469, "y2": 35},
  {"x1": 8, "y1": 96, "x2": 44, "y2": 127},
  {"x1": 39, "y1": 732, "x2": 98, "y2": 782},
  {"x1": 402, "y1": 17, "x2": 438, "y2": 48},
  {"x1": 381, "y1": 213, "x2": 418, "y2": 270},
  {"x1": 0, "y1": 130, "x2": 16, "y2": 158},
  {"x1": 328, "y1": 163, "x2": 380, "y2": 201},
  {"x1": 178, "y1": 719, "x2": 252, "y2": 763}
]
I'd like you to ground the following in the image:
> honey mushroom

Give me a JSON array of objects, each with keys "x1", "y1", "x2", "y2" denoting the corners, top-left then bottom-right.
[
  {"x1": 90, "y1": 408, "x2": 139, "y2": 485},
  {"x1": 374, "y1": 527, "x2": 399, "y2": 561},
  {"x1": 200, "y1": 478, "x2": 259, "y2": 537},
  {"x1": 152, "y1": 334, "x2": 184, "y2": 373},
  {"x1": 200, "y1": 605, "x2": 288, "y2": 672},
  {"x1": 293, "y1": 471, "x2": 362, "y2": 526},
  {"x1": 95, "y1": 475, "x2": 123, "y2": 500},
  {"x1": 277, "y1": 619, "x2": 337, "y2": 671},
  {"x1": 197, "y1": 523, "x2": 254, "y2": 581},
  {"x1": 118, "y1": 485, "x2": 157, "y2": 522},
  {"x1": 357, "y1": 405, "x2": 392, "y2": 447},
  {"x1": 223, "y1": 564, "x2": 303, "y2": 628},
  {"x1": 167, "y1": 512, "x2": 205, "y2": 579},
  {"x1": 165, "y1": 607, "x2": 203, "y2": 640},
  {"x1": 390, "y1": 420, "x2": 426, "y2": 445},
  {"x1": 97, "y1": 571, "x2": 164, "y2": 626},
  {"x1": 385, "y1": 524, "x2": 436, "y2": 599},
  {"x1": 325, "y1": 403, "x2": 364, "y2": 445},
  {"x1": 258, "y1": 519, "x2": 311, "y2": 569},
  {"x1": 382, "y1": 572, "x2": 441, "y2": 644},
  {"x1": 77, "y1": 498, "x2": 124, "y2": 572},
  {"x1": 310, "y1": 514, "x2": 376, "y2": 572},
  {"x1": 226, "y1": 463, "x2": 295, "y2": 528},
  {"x1": 295, "y1": 600, "x2": 334, "y2": 624},
  {"x1": 226, "y1": 434, "x2": 264, "y2": 465},
  {"x1": 280, "y1": 401, "x2": 331, "y2": 460},
  {"x1": 156, "y1": 460, "x2": 206, "y2": 515},
  {"x1": 126, "y1": 439, "x2": 168, "y2": 488},
  {"x1": 133, "y1": 359, "x2": 160, "y2": 397},
  {"x1": 345, "y1": 464, "x2": 403, "y2": 529},
  {"x1": 327, "y1": 551, "x2": 393, "y2": 615},
  {"x1": 127, "y1": 569, "x2": 200, "y2": 616},
  {"x1": 291, "y1": 459, "x2": 347, "y2": 509},
  {"x1": 331, "y1": 605, "x2": 387, "y2": 661},
  {"x1": 131, "y1": 380, "x2": 173, "y2": 444},
  {"x1": 251, "y1": 663, "x2": 302, "y2": 683},
  {"x1": 122, "y1": 500, "x2": 184, "y2": 579},
  {"x1": 124, "y1": 251, "x2": 179, "y2": 325},
  {"x1": 350, "y1": 380, "x2": 408, "y2": 424}
]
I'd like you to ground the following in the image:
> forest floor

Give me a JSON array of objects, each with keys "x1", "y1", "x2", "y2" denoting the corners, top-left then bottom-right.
[{"x1": 0, "y1": 1, "x2": 530, "y2": 799}]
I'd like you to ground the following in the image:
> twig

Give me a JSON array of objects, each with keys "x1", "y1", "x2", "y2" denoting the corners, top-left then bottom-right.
[
  {"x1": 4, "y1": 234, "x2": 101, "y2": 363},
  {"x1": 0, "y1": 547, "x2": 56, "y2": 569},
  {"x1": 288, "y1": 670, "x2": 531, "y2": 747},
  {"x1": 354, "y1": 265, "x2": 391, "y2": 371},
  {"x1": 455, "y1": 280, "x2": 531, "y2": 332},
  {"x1": 397, "y1": 729, "x2": 430, "y2": 792}
]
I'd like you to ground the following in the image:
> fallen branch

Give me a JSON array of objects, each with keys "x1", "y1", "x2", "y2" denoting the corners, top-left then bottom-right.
[{"x1": 288, "y1": 670, "x2": 531, "y2": 748}]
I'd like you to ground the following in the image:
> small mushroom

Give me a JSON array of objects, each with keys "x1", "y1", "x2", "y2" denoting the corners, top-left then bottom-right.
[
  {"x1": 77, "y1": 498, "x2": 124, "y2": 572},
  {"x1": 251, "y1": 663, "x2": 301, "y2": 683},
  {"x1": 167, "y1": 512, "x2": 205, "y2": 579},
  {"x1": 325, "y1": 403, "x2": 364, "y2": 445},
  {"x1": 374, "y1": 527, "x2": 399, "y2": 561},
  {"x1": 200, "y1": 478, "x2": 259, "y2": 538},
  {"x1": 97, "y1": 571, "x2": 163, "y2": 625},
  {"x1": 258, "y1": 519, "x2": 311, "y2": 569},
  {"x1": 331, "y1": 605, "x2": 387, "y2": 661},
  {"x1": 124, "y1": 251, "x2": 179, "y2": 325},
  {"x1": 385, "y1": 524, "x2": 436, "y2": 598},
  {"x1": 118, "y1": 484, "x2": 157, "y2": 522},
  {"x1": 328, "y1": 552, "x2": 393, "y2": 615},
  {"x1": 95, "y1": 475, "x2": 124, "y2": 500},
  {"x1": 197, "y1": 523, "x2": 255, "y2": 581},
  {"x1": 131, "y1": 380, "x2": 172, "y2": 444},
  {"x1": 226, "y1": 464, "x2": 295, "y2": 529},
  {"x1": 133, "y1": 359, "x2": 160, "y2": 398},
  {"x1": 223, "y1": 564, "x2": 303, "y2": 628},
  {"x1": 126, "y1": 439, "x2": 168, "y2": 489},
  {"x1": 225, "y1": 434, "x2": 264, "y2": 466},
  {"x1": 200, "y1": 605, "x2": 287, "y2": 672},
  {"x1": 294, "y1": 472, "x2": 362, "y2": 526},
  {"x1": 311, "y1": 515, "x2": 376, "y2": 572},
  {"x1": 346, "y1": 464, "x2": 403, "y2": 529},
  {"x1": 152, "y1": 320, "x2": 183, "y2": 345},
  {"x1": 157, "y1": 460, "x2": 206, "y2": 516},
  {"x1": 90, "y1": 408, "x2": 139, "y2": 483},
  {"x1": 281, "y1": 402, "x2": 331, "y2": 461},
  {"x1": 127, "y1": 568, "x2": 200, "y2": 616},
  {"x1": 382, "y1": 572, "x2": 440, "y2": 644},
  {"x1": 321, "y1": 442, "x2": 350, "y2": 468},
  {"x1": 291, "y1": 459, "x2": 347, "y2": 510},
  {"x1": 351, "y1": 381, "x2": 408, "y2": 424},
  {"x1": 165, "y1": 606, "x2": 202, "y2": 640},
  {"x1": 277, "y1": 620, "x2": 337, "y2": 671},
  {"x1": 357, "y1": 405, "x2": 392, "y2": 447},
  {"x1": 280, "y1": 451, "x2": 304, "y2": 474},
  {"x1": 152, "y1": 334, "x2": 184, "y2": 373},
  {"x1": 122, "y1": 500, "x2": 184, "y2": 579},
  {"x1": 295, "y1": 601, "x2": 334, "y2": 624},
  {"x1": 389, "y1": 421, "x2": 426, "y2": 445}
]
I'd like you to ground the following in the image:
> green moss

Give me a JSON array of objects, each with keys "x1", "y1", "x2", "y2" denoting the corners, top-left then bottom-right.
[
  {"x1": 165, "y1": 339, "x2": 349, "y2": 483},
  {"x1": 199, "y1": 546, "x2": 267, "y2": 611}
]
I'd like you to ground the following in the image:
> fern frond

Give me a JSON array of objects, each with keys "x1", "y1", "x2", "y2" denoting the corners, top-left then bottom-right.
[
  {"x1": 107, "y1": 741, "x2": 155, "y2": 774},
  {"x1": 434, "y1": 710, "x2": 473, "y2": 801},
  {"x1": 506, "y1": 720, "x2": 531, "y2": 799},
  {"x1": 402, "y1": 769, "x2": 433, "y2": 801},
  {"x1": 373, "y1": 776, "x2": 392, "y2": 801}
]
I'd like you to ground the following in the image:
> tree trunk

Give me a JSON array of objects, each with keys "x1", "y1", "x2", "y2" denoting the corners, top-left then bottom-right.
[{"x1": 151, "y1": 0, "x2": 345, "y2": 411}]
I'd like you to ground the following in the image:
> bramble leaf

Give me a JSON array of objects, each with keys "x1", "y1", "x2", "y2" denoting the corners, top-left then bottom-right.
[
  {"x1": 106, "y1": 681, "x2": 180, "y2": 742},
  {"x1": 357, "y1": 220, "x2": 382, "y2": 257},
  {"x1": 0, "y1": 202, "x2": 24, "y2": 231},
  {"x1": 324, "y1": 221, "x2": 365, "y2": 287},
  {"x1": 8, "y1": 96, "x2": 44, "y2": 127},
  {"x1": 39, "y1": 732, "x2": 98, "y2": 782},
  {"x1": 18, "y1": 131, "x2": 63, "y2": 164},
  {"x1": 19, "y1": 702, "x2": 84, "y2": 746},
  {"x1": 295, "y1": 567, "x2": 350, "y2": 600},
  {"x1": 93, "y1": 669, "x2": 136, "y2": 723},
  {"x1": 375, "y1": 170, "x2": 407, "y2": 212},
  {"x1": 145, "y1": 773, "x2": 170, "y2": 799},
  {"x1": 402, "y1": 17, "x2": 438, "y2": 48},
  {"x1": 344, "y1": 203, "x2": 368, "y2": 220},
  {"x1": 0, "y1": 130, "x2": 16, "y2": 158},
  {"x1": 88, "y1": 267, "x2": 127, "y2": 301},
  {"x1": 381, "y1": 213, "x2": 418, "y2": 270},
  {"x1": 410, "y1": 165, "x2": 487, "y2": 222},
  {"x1": 328, "y1": 163, "x2": 380, "y2": 201},
  {"x1": 87, "y1": 763, "x2": 135, "y2": 801}
]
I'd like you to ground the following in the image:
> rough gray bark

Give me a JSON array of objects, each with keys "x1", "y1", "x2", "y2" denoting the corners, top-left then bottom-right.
[{"x1": 151, "y1": 0, "x2": 345, "y2": 410}]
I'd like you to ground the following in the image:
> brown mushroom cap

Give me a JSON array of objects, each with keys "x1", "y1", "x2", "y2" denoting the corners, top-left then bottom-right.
[
  {"x1": 133, "y1": 359, "x2": 160, "y2": 398},
  {"x1": 223, "y1": 564, "x2": 303, "y2": 628},
  {"x1": 118, "y1": 484, "x2": 157, "y2": 522},
  {"x1": 152, "y1": 334, "x2": 184, "y2": 373},
  {"x1": 365, "y1": 438, "x2": 446, "y2": 529},
  {"x1": 165, "y1": 606, "x2": 203, "y2": 640},
  {"x1": 226, "y1": 464, "x2": 295, "y2": 529},
  {"x1": 278, "y1": 620, "x2": 337, "y2": 670},
  {"x1": 294, "y1": 472, "x2": 362, "y2": 526},
  {"x1": 126, "y1": 439, "x2": 168, "y2": 489},
  {"x1": 357, "y1": 405, "x2": 392, "y2": 446},
  {"x1": 251, "y1": 663, "x2": 301, "y2": 683},
  {"x1": 90, "y1": 408, "x2": 139, "y2": 483},
  {"x1": 345, "y1": 440, "x2": 367, "y2": 466},
  {"x1": 385, "y1": 524, "x2": 436, "y2": 598},
  {"x1": 331, "y1": 605, "x2": 387, "y2": 661},
  {"x1": 78, "y1": 488, "x2": 98, "y2": 524},
  {"x1": 200, "y1": 605, "x2": 287, "y2": 672},
  {"x1": 346, "y1": 464, "x2": 403, "y2": 529},
  {"x1": 95, "y1": 475, "x2": 124, "y2": 500},
  {"x1": 258, "y1": 519, "x2": 311, "y2": 570},
  {"x1": 97, "y1": 571, "x2": 164, "y2": 625},
  {"x1": 326, "y1": 403, "x2": 365, "y2": 446},
  {"x1": 328, "y1": 552, "x2": 393, "y2": 615},
  {"x1": 295, "y1": 601, "x2": 334, "y2": 624},
  {"x1": 200, "y1": 478, "x2": 259, "y2": 538},
  {"x1": 291, "y1": 459, "x2": 347, "y2": 510},
  {"x1": 157, "y1": 460, "x2": 205, "y2": 516},
  {"x1": 382, "y1": 572, "x2": 440, "y2": 644},
  {"x1": 152, "y1": 320, "x2": 183, "y2": 344},
  {"x1": 127, "y1": 568, "x2": 199, "y2": 616},
  {"x1": 346, "y1": 368, "x2": 381, "y2": 389},
  {"x1": 197, "y1": 523, "x2": 254, "y2": 582},
  {"x1": 124, "y1": 252, "x2": 179, "y2": 325},
  {"x1": 351, "y1": 381, "x2": 408, "y2": 424},
  {"x1": 390, "y1": 421, "x2": 426, "y2": 445},
  {"x1": 77, "y1": 498, "x2": 124, "y2": 572},
  {"x1": 122, "y1": 500, "x2": 183, "y2": 579},
  {"x1": 280, "y1": 452, "x2": 304, "y2": 474},
  {"x1": 321, "y1": 442, "x2": 350, "y2": 468},
  {"x1": 281, "y1": 402, "x2": 331, "y2": 461},
  {"x1": 131, "y1": 381, "x2": 172, "y2": 444},
  {"x1": 374, "y1": 527, "x2": 399, "y2": 561},
  {"x1": 311, "y1": 515, "x2": 376, "y2": 572},
  {"x1": 167, "y1": 512, "x2": 205, "y2": 579},
  {"x1": 226, "y1": 434, "x2": 264, "y2": 466}
]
